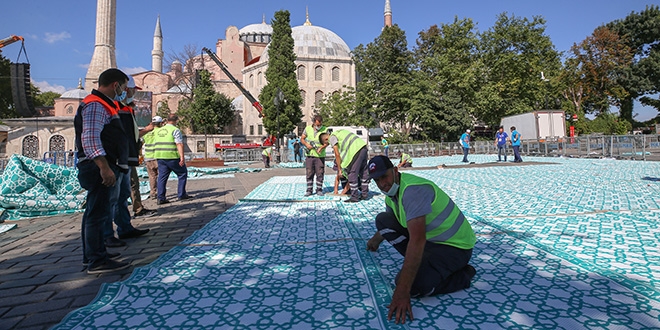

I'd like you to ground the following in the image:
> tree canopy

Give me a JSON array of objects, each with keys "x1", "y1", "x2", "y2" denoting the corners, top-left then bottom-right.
[{"x1": 176, "y1": 69, "x2": 234, "y2": 134}]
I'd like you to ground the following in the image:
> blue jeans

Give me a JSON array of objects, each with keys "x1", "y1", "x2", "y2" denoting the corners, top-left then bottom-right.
[
  {"x1": 512, "y1": 145, "x2": 522, "y2": 162},
  {"x1": 157, "y1": 159, "x2": 188, "y2": 201},
  {"x1": 77, "y1": 161, "x2": 117, "y2": 265},
  {"x1": 462, "y1": 147, "x2": 469, "y2": 162},
  {"x1": 497, "y1": 144, "x2": 507, "y2": 161},
  {"x1": 105, "y1": 169, "x2": 135, "y2": 238}
]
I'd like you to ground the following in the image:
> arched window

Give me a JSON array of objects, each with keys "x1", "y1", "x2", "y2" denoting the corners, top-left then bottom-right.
[
  {"x1": 49, "y1": 135, "x2": 66, "y2": 152},
  {"x1": 315, "y1": 66, "x2": 323, "y2": 81},
  {"x1": 297, "y1": 65, "x2": 306, "y2": 80},
  {"x1": 300, "y1": 90, "x2": 306, "y2": 107},
  {"x1": 249, "y1": 74, "x2": 254, "y2": 88},
  {"x1": 257, "y1": 72, "x2": 262, "y2": 86},
  {"x1": 22, "y1": 135, "x2": 39, "y2": 158},
  {"x1": 332, "y1": 67, "x2": 340, "y2": 81},
  {"x1": 314, "y1": 90, "x2": 324, "y2": 107},
  {"x1": 66, "y1": 105, "x2": 74, "y2": 114}
]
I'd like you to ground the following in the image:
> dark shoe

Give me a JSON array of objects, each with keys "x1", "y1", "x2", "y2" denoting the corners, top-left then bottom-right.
[
  {"x1": 134, "y1": 208, "x2": 157, "y2": 218},
  {"x1": 105, "y1": 237, "x2": 126, "y2": 247},
  {"x1": 157, "y1": 199, "x2": 170, "y2": 205},
  {"x1": 464, "y1": 264, "x2": 477, "y2": 288},
  {"x1": 343, "y1": 198, "x2": 359, "y2": 203},
  {"x1": 178, "y1": 195, "x2": 194, "y2": 201},
  {"x1": 360, "y1": 194, "x2": 370, "y2": 201},
  {"x1": 83, "y1": 252, "x2": 120, "y2": 266},
  {"x1": 316, "y1": 190, "x2": 325, "y2": 196},
  {"x1": 118, "y1": 228, "x2": 150, "y2": 239},
  {"x1": 87, "y1": 259, "x2": 130, "y2": 274},
  {"x1": 304, "y1": 191, "x2": 312, "y2": 197}
]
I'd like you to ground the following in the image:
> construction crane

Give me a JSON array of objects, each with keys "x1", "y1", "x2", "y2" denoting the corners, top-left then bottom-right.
[
  {"x1": 202, "y1": 47, "x2": 264, "y2": 118},
  {"x1": 0, "y1": 35, "x2": 24, "y2": 49}
]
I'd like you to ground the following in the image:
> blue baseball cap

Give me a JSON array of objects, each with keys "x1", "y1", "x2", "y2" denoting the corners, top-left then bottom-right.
[{"x1": 368, "y1": 155, "x2": 393, "y2": 179}]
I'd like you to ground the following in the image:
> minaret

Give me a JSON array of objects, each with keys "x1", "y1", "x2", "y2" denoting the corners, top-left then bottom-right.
[
  {"x1": 152, "y1": 15, "x2": 163, "y2": 73},
  {"x1": 84, "y1": 0, "x2": 117, "y2": 91},
  {"x1": 384, "y1": 0, "x2": 392, "y2": 27}
]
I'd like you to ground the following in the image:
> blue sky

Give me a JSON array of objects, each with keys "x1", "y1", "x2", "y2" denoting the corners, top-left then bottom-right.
[{"x1": 1, "y1": 0, "x2": 658, "y2": 120}]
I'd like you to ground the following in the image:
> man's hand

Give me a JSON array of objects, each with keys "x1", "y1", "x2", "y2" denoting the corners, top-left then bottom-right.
[
  {"x1": 100, "y1": 166, "x2": 116, "y2": 187},
  {"x1": 179, "y1": 158, "x2": 185, "y2": 167},
  {"x1": 366, "y1": 232, "x2": 384, "y2": 251},
  {"x1": 388, "y1": 287, "x2": 413, "y2": 324}
]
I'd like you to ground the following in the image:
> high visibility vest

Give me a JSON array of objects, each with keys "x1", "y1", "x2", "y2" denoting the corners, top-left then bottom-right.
[
  {"x1": 262, "y1": 148, "x2": 272, "y2": 156},
  {"x1": 401, "y1": 153, "x2": 412, "y2": 164},
  {"x1": 304, "y1": 125, "x2": 327, "y2": 158},
  {"x1": 153, "y1": 124, "x2": 180, "y2": 159},
  {"x1": 385, "y1": 173, "x2": 476, "y2": 250},
  {"x1": 331, "y1": 129, "x2": 367, "y2": 169},
  {"x1": 143, "y1": 130, "x2": 156, "y2": 160}
]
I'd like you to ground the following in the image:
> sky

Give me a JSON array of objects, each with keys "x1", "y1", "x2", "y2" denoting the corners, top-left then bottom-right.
[{"x1": 1, "y1": 0, "x2": 659, "y2": 120}]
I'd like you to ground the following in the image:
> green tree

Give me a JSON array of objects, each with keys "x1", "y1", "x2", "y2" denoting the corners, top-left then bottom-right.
[
  {"x1": 476, "y1": 13, "x2": 562, "y2": 126},
  {"x1": 259, "y1": 10, "x2": 303, "y2": 139},
  {"x1": 33, "y1": 90, "x2": 60, "y2": 107},
  {"x1": 176, "y1": 70, "x2": 234, "y2": 134},
  {"x1": 0, "y1": 53, "x2": 18, "y2": 118},
  {"x1": 316, "y1": 87, "x2": 376, "y2": 127},
  {"x1": 607, "y1": 5, "x2": 660, "y2": 124},
  {"x1": 413, "y1": 18, "x2": 481, "y2": 141},
  {"x1": 353, "y1": 25, "x2": 417, "y2": 138}
]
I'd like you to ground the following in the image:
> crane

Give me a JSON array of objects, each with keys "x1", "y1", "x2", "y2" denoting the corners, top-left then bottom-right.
[
  {"x1": 0, "y1": 35, "x2": 24, "y2": 49},
  {"x1": 202, "y1": 47, "x2": 264, "y2": 118}
]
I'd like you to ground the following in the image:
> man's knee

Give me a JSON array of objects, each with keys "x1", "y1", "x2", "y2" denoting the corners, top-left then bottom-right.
[{"x1": 375, "y1": 212, "x2": 398, "y2": 231}]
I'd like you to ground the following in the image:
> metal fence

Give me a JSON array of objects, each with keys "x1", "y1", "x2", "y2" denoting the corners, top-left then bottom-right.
[{"x1": 42, "y1": 151, "x2": 78, "y2": 167}]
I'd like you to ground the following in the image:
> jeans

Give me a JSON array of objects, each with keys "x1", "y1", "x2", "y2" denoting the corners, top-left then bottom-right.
[
  {"x1": 157, "y1": 159, "x2": 188, "y2": 201},
  {"x1": 77, "y1": 160, "x2": 116, "y2": 265},
  {"x1": 375, "y1": 212, "x2": 473, "y2": 296},
  {"x1": 497, "y1": 144, "x2": 507, "y2": 161},
  {"x1": 462, "y1": 147, "x2": 469, "y2": 162},
  {"x1": 105, "y1": 169, "x2": 135, "y2": 238},
  {"x1": 512, "y1": 145, "x2": 522, "y2": 162}
]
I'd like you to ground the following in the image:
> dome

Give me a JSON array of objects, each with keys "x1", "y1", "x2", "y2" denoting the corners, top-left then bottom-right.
[
  {"x1": 239, "y1": 22, "x2": 272, "y2": 36},
  {"x1": 260, "y1": 24, "x2": 351, "y2": 62},
  {"x1": 60, "y1": 87, "x2": 89, "y2": 99},
  {"x1": 231, "y1": 95, "x2": 244, "y2": 111}
]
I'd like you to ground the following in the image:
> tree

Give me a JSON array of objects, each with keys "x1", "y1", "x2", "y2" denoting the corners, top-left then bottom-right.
[
  {"x1": 33, "y1": 90, "x2": 60, "y2": 107},
  {"x1": 607, "y1": 5, "x2": 660, "y2": 123},
  {"x1": 165, "y1": 43, "x2": 203, "y2": 100},
  {"x1": 353, "y1": 25, "x2": 417, "y2": 138},
  {"x1": 413, "y1": 18, "x2": 481, "y2": 140},
  {"x1": 316, "y1": 87, "x2": 376, "y2": 127},
  {"x1": 0, "y1": 53, "x2": 18, "y2": 118},
  {"x1": 565, "y1": 26, "x2": 633, "y2": 116},
  {"x1": 176, "y1": 70, "x2": 234, "y2": 134},
  {"x1": 476, "y1": 13, "x2": 562, "y2": 126},
  {"x1": 259, "y1": 10, "x2": 303, "y2": 140}
]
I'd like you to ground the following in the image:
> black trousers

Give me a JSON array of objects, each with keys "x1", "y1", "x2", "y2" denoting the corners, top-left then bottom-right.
[{"x1": 376, "y1": 212, "x2": 474, "y2": 296}]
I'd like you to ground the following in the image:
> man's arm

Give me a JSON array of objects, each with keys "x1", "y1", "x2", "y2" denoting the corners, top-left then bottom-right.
[
  {"x1": 388, "y1": 216, "x2": 426, "y2": 324},
  {"x1": 177, "y1": 143, "x2": 185, "y2": 166},
  {"x1": 93, "y1": 156, "x2": 116, "y2": 187},
  {"x1": 333, "y1": 145, "x2": 342, "y2": 175},
  {"x1": 300, "y1": 131, "x2": 313, "y2": 150},
  {"x1": 138, "y1": 123, "x2": 154, "y2": 137}
]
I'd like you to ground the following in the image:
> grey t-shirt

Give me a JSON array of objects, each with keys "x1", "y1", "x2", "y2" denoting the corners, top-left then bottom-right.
[{"x1": 386, "y1": 184, "x2": 435, "y2": 222}]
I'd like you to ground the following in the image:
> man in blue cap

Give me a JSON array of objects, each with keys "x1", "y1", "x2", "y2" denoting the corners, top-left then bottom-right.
[{"x1": 366, "y1": 155, "x2": 477, "y2": 324}]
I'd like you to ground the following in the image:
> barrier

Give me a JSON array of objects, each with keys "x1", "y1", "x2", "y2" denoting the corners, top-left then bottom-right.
[{"x1": 42, "y1": 151, "x2": 77, "y2": 167}]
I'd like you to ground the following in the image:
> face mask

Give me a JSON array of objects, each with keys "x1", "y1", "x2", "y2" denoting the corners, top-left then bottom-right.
[
  {"x1": 113, "y1": 84, "x2": 127, "y2": 102},
  {"x1": 384, "y1": 182, "x2": 399, "y2": 197},
  {"x1": 124, "y1": 97, "x2": 134, "y2": 104}
]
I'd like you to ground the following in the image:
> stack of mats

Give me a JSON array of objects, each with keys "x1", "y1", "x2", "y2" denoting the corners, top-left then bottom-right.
[{"x1": 55, "y1": 157, "x2": 660, "y2": 329}]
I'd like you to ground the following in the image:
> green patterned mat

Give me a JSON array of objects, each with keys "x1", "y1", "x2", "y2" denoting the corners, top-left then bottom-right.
[{"x1": 54, "y1": 157, "x2": 660, "y2": 329}]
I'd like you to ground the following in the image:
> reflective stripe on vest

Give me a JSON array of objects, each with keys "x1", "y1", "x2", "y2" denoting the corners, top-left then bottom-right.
[
  {"x1": 384, "y1": 173, "x2": 476, "y2": 250},
  {"x1": 143, "y1": 131, "x2": 156, "y2": 159},
  {"x1": 304, "y1": 125, "x2": 327, "y2": 158},
  {"x1": 153, "y1": 124, "x2": 180, "y2": 159},
  {"x1": 332, "y1": 130, "x2": 367, "y2": 169}
]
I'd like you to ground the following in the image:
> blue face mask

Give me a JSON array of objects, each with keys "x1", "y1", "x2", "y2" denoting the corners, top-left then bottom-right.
[
  {"x1": 124, "y1": 96, "x2": 134, "y2": 104},
  {"x1": 384, "y1": 182, "x2": 399, "y2": 197},
  {"x1": 113, "y1": 84, "x2": 126, "y2": 102}
]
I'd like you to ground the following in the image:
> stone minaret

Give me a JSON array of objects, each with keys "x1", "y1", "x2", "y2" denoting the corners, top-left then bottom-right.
[
  {"x1": 84, "y1": 0, "x2": 117, "y2": 91},
  {"x1": 152, "y1": 15, "x2": 163, "y2": 73},
  {"x1": 384, "y1": 0, "x2": 392, "y2": 27}
]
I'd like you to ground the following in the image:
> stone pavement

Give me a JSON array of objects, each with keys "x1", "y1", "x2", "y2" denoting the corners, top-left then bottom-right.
[{"x1": 0, "y1": 164, "x2": 304, "y2": 330}]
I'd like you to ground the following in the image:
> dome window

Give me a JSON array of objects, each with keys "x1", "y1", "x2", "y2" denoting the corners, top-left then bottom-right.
[
  {"x1": 297, "y1": 65, "x2": 306, "y2": 80},
  {"x1": 332, "y1": 67, "x2": 340, "y2": 81},
  {"x1": 315, "y1": 66, "x2": 323, "y2": 81}
]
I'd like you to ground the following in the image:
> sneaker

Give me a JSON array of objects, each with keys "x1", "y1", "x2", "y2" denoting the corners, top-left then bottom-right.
[
  {"x1": 316, "y1": 190, "x2": 325, "y2": 196},
  {"x1": 105, "y1": 237, "x2": 126, "y2": 248},
  {"x1": 134, "y1": 209, "x2": 157, "y2": 218},
  {"x1": 87, "y1": 259, "x2": 130, "y2": 274},
  {"x1": 343, "y1": 198, "x2": 359, "y2": 203},
  {"x1": 304, "y1": 191, "x2": 312, "y2": 197},
  {"x1": 157, "y1": 199, "x2": 170, "y2": 205},
  {"x1": 118, "y1": 228, "x2": 150, "y2": 239},
  {"x1": 83, "y1": 252, "x2": 120, "y2": 266},
  {"x1": 178, "y1": 195, "x2": 194, "y2": 201}
]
